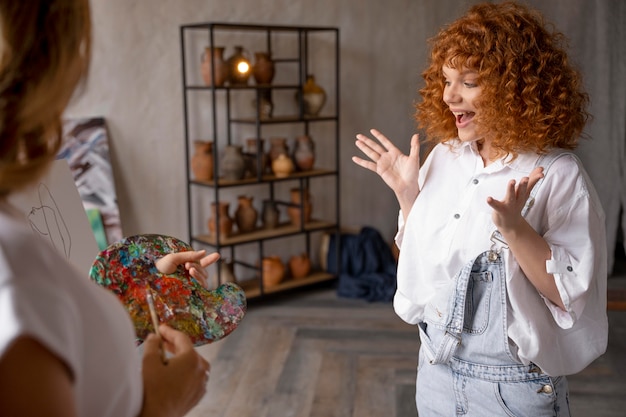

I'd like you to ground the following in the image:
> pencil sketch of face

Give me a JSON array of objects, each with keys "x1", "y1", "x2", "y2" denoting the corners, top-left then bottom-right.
[{"x1": 27, "y1": 183, "x2": 71, "y2": 259}]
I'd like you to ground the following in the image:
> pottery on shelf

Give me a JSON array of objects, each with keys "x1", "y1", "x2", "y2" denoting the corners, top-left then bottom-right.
[
  {"x1": 226, "y1": 45, "x2": 251, "y2": 86},
  {"x1": 272, "y1": 153, "x2": 295, "y2": 178},
  {"x1": 190, "y1": 140, "x2": 214, "y2": 181},
  {"x1": 252, "y1": 88, "x2": 273, "y2": 120},
  {"x1": 208, "y1": 258, "x2": 236, "y2": 289},
  {"x1": 252, "y1": 52, "x2": 275, "y2": 85},
  {"x1": 244, "y1": 138, "x2": 268, "y2": 178},
  {"x1": 261, "y1": 199, "x2": 280, "y2": 229},
  {"x1": 268, "y1": 137, "x2": 289, "y2": 163},
  {"x1": 287, "y1": 187, "x2": 312, "y2": 227},
  {"x1": 234, "y1": 195, "x2": 258, "y2": 233},
  {"x1": 208, "y1": 201, "x2": 233, "y2": 238},
  {"x1": 298, "y1": 74, "x2": 327, "y2": 116},
  {"x1": 292, "y1": 135, "x2": 315, "y2": 171},
  {"x1": 261, "y1": 256, "x2": 286, "y2": 288},
  {"x1": 289, "y1": 253, "x2": 311, "y2": 280},
  {"x1": 201, "y1": 46, "x2": 227, "y2": 87},
  {"x1": 220, "y1": 145, "x2": 246, "y2": 181}
]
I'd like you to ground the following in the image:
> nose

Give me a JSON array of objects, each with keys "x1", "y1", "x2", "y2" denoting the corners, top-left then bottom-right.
[{"x1": 443, "y1": 83, "x2": 460, "y2": 105}]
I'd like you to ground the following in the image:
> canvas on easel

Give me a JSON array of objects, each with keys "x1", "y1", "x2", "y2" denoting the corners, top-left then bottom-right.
[{"x1": 58, "y1": 117, "x2": 122, "y2": 249}]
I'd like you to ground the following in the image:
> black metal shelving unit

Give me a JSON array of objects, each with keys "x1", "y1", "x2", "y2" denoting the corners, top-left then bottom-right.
[{"x1": 180, "y1": 22, "x2": 340, "y2": 299}]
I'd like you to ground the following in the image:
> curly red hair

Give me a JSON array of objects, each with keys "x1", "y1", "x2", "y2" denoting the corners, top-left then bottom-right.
[{"x1": 416, "y1": 1, "x2": 589, "y2": 156}]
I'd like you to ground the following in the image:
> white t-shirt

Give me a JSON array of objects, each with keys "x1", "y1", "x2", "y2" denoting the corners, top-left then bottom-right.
[
  {"x1": 0, "y1": 200, "x2": 142, "y2": 416},
  {"x1": 394, "y1": 140, "x2": 608, "y2": 375}
]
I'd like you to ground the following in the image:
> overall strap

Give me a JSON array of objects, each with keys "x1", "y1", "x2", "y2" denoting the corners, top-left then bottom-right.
[{"x1": 490, "y1": 150, "x2": 574, "y2": 253}]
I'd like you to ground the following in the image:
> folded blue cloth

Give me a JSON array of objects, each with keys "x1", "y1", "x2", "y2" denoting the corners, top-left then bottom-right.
[{"x1": 327, "y1": 226, "x2": 397, "y2": 302}]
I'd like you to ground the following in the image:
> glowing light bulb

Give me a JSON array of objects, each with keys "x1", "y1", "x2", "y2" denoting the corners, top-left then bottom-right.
[{"x1": 237, "y1": 61, "x2": 250, "y2": 74}]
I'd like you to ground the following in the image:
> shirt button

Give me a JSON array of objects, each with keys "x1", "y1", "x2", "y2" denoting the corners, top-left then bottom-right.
[
  {"x1": 472, "y1": 178, "x2": 479, "y2": 185},
  {"x1": 454, "y1": 213, "x2": 460, "y2": 219},
  {"x1": 567, "y1": 266, "x2": 573, "y2": 272}
]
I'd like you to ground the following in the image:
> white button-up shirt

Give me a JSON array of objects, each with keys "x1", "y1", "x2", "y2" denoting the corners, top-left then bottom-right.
[{"x1": 394, "y1": 140, "x2": 608, "y2": 375}]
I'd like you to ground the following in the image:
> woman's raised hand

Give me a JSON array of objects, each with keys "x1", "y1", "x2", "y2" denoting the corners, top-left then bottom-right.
[{"x1": 353, "y1": 129, "x2": 421, "y2": 214}]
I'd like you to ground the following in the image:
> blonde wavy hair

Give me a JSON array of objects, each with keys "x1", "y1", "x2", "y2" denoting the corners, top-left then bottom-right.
[
  {"x1": 0, "y1": 0, "x2": 91, "y2": 195},
  {"x1": 416, "y1": 1, "x2": 589, "y2": 157}
]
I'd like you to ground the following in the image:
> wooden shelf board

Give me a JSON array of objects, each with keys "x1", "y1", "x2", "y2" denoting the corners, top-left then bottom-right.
[
  {"x1": 193, "y1": 220, "x2": 337, "y2": 246},
  {"x1": 237, "y1": 271, "x2": 336, "y2": 299},
  {"x1": 190, "y1": 168, "x2": 337, "y2": 187}
]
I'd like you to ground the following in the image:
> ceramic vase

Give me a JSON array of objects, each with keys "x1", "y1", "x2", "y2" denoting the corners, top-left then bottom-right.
[
  {"x1": 287, "y1": 187, "x2": 312, "y2": 227},
  {"x1": 293, "y1": 135, "x2": 315, "y2": 171},
  {"x1": 252, "y1": 88, "x2": 273, "y2": 120},
  {"x1": 220, "y1": 145, "x2": 246, "y2": 181},
  {"x1": 261, "y1": 256, "x2": 285, "y2": 287},
  {"x1": 261, "y1": 199, "x2": 280, "y2": 229},
  {"x1": 190, "y1": 140, "x2": 214, "y2": 181},
  {"x1": 289, "y1": 253, "x2": 311, "y2": 279},
  {"x1": 244, "y1": 138, "x2": 267, "y2": 178},
  {"x1": 272, "y1": 153, "x2": 295, "y2": 178},
  {"x1": 208, "y1": 201, "x2": 233, "y2": 238},
  {"x1": 234, "y1": 195, "x2": 258, "y2": 233},
  {"x1": 226, "y1": 45, "x2": 251, "y2": 86},
  {"x1": 253, "y1": 52, "x2": 275, "y2": 85},
  {"x1": 299, "y1": 74, "x2": 326, "y2": 116},
  {"x1": 201, "y1": 46, "x2": 227, "y2": 87},
  {"x1": 268, "y1": 137, "x2": 289, "y2": 163}
]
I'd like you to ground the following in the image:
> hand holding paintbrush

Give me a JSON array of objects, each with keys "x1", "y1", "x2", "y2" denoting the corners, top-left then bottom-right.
[{"x1": 145, "y1": 285, "x2": 168, "y2": 364}]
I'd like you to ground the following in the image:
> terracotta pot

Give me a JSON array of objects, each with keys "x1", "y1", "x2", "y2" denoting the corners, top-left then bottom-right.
[
  {"x1": 261, "y1": 199, "x2": 280, "y2": 229},
  {"x1": 244, "y1": 138, "x2": 267, "y2": 178},
  {"x1": 220, "y1": 145, "x2": 246, "y2": 181},
  {"x1": 287, "y1": 188, "x2": 312, "y2": 227},
  {"x1": 253, "y1": 52, "x2": 275, "y2": 85},
  {"x1": 207, "y1": 201, "x2": 233, "y2": 238},
  {"x1": 262, "y1": 256, "x2": 285, "y2": 287},
  {"x1": 201, "y1": 46, "x2": 227, "y2": 87},
  {"x1": 271, "y1": 153, "x2": 294, "y2": 178},
  {"x1": 190, "y1": 140, "x2": 213, "y2": 181},
  {"x1": 293, "y1": 135, "x2": 315, "y2": 171},
  {"x1": 289, "y1": 253, "x2": 311, "y2": 279},
  {"x1": 296, "y1": 74, "x2": 327, "y2": 116},
  {"x1": 235, "y1": 195, "x2": 258, "y2": 233},
  {"x1": 268, "y1": 137, "x2": 289, "y2": 163}
]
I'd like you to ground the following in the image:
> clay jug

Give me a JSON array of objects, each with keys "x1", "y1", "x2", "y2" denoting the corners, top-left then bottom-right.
[
  {"x1": 289, "y1": 253, "x2": 311, "y2": 279},
  {"x1": 287, "y1": 188, "x2": 312, "y2": 227},
  {"x1": 220, "y1": 145, "x2": 246, "y2": 181},
  {"x1": 292, "y1": 135, "x2": 315, "y2": 171},
  {"x1": 235, "y1": 195, "x2": 258, "y2": 233},
  {"x1": 207, "y1": 201, "x2": 233, "y2": 238},
  {"x1": 244, "y1": 138, "x2": 267, "y2": 178},
  {"x1": 226, "y1": 46, "x2": 251, "y2": 86},
  {"x1": 253, "y1": 52, "x2": 275, "y2": 85},
  {"x1": 272, "y1": 153, "x2": 294, "y2": 178},
  {"x1": 190, "y1": 140, "x2": 214, "y2": 181},
  {"x1": 201, "y1": 46, "x2": 227, "y2": 87},
  {"x1": 299, "y1": 74, "x2": 326, "y2": 116},
  {"x1": 268, "y1": 137, "x2": 289, "y2": 163},
  {"x1": 261, "y1": 256, "x2": 285, "y2": 287},
  {"x1": 261, "y1": 199, "x2": 280, "y2": 229}
]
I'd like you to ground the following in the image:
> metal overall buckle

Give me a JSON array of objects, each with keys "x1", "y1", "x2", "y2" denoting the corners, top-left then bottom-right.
[{"x1": 488, "y1": 230, "x2": 509, "y2": 261}]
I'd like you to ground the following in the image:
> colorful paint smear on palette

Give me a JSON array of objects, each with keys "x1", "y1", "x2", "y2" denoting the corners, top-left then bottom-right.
[{"x1": 89, "y1": 234, "x2": 247, "y2": 346}]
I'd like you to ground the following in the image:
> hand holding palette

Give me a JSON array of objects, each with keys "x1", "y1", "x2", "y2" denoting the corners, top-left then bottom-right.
[{"x1": 89, "y1": 234, "x2": 247, "y2": 346}]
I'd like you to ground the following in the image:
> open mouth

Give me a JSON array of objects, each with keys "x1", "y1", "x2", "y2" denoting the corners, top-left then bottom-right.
[{"x1": 452, "y1": 111, "x2": 475, "y2": 124}]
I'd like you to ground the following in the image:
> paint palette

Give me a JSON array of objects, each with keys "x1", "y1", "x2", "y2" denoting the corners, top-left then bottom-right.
[{"x1": 89, "y1": 234, "x2": 246, "y2": 346}]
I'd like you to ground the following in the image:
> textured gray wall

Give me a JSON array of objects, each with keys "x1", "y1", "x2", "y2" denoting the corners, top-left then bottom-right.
[{"x1": 67, "y1": 0, "x2": 625, "y2": 269}]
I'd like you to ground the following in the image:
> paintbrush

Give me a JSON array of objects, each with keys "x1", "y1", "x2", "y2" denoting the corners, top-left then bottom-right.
[{"x1": 145, "y1": 284, "x2": 168, "y2": 364}]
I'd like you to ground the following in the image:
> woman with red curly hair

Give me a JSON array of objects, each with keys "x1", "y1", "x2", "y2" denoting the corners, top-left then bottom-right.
[{"x1": 353, "y1": 2, "x2": 607, "y2": 415}]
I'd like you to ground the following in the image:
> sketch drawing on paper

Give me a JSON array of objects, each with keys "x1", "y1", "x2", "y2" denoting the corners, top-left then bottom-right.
[
  {"x1": 58, "y1": 117, "x2": 122, "y2": 248},
  {"x1": 27, "y1": 182, "x2": 72, "y2": 259}
]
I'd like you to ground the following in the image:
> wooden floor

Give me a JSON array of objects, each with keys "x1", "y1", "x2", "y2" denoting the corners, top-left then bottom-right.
[{"x1": 188, "y1": 278, "x2": 626, "y2": 417}]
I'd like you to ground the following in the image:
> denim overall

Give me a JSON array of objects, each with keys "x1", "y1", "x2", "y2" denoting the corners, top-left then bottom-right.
[{"x1": 415, "y1": 153, "x2": 571, "y2": 416}]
